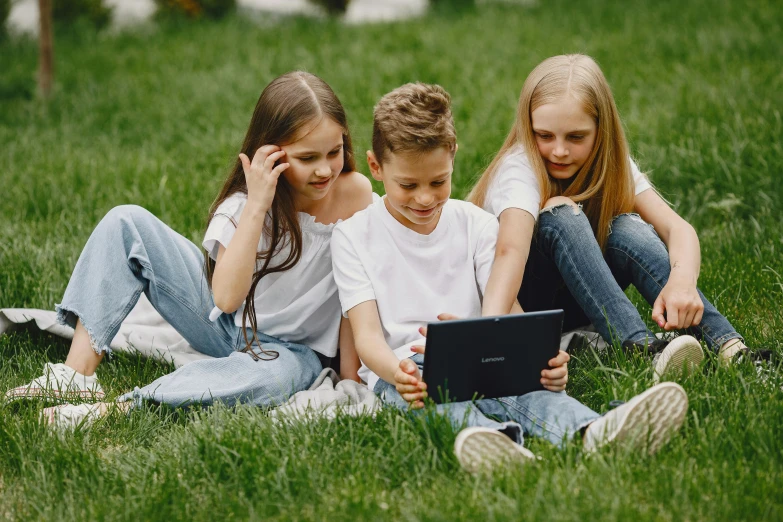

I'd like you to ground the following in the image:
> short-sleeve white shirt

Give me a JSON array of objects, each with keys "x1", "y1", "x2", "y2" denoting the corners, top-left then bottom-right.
[
  {"x1": 203, "y1": 193, "x2": 342, "y2": 357},
  {"x1": 483, "y1": 145, "x2": 652, "y2": 219},
  {"x1": 330, "y1": 197, "x2": 499, "y2": 390}
]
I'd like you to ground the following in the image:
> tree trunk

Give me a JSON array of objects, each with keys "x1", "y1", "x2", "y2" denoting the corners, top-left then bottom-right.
[{"x1": 38, "y1": 0, "x2": 53, "y2": 98}]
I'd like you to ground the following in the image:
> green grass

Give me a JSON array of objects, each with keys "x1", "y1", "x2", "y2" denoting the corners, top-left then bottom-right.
[{"x1": 1, "y1": 0, "x2": 783, "y2": 520}]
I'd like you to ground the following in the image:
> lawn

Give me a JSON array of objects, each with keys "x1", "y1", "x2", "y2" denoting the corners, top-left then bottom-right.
[{"x1": 1, "y1": 0, "x2": 782, "y2": 520}]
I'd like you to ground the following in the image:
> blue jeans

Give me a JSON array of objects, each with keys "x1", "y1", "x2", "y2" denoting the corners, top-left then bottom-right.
[
  {"x1": 518, "y1": 205, "x2": 741, "y2": 351},
  {"x1": 374, "y1": 354, "x2": 599, "y2": 449},
  {"x1": 56, "y1": 205, "x2": 322, "y2": 407}
]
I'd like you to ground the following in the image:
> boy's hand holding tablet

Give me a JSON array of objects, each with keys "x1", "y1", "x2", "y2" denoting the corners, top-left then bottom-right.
[{"x1": 396, "y1": 313, "x2": 571, "y2": 409}]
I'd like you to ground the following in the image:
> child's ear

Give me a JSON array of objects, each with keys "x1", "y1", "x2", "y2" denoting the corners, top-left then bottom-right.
[{"x1": 367, "y1": 150, "x2": 383, "y2": 181}]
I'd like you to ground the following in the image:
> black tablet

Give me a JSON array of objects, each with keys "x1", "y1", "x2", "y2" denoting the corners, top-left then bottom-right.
[{"x1": 421, "y1": 310, "x2": 564, "y2": 404}]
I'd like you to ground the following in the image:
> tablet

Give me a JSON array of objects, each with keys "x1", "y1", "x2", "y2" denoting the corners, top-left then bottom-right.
[{"x1": 421, "y1": 310, "x2": 564, "y2": 404}]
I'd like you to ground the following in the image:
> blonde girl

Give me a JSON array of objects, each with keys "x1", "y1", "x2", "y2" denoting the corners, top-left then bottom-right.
[
  {"x1": 8, "y1": 71, "x2": 371, "y2": 415},
  {"x1": 469, "y1": 54, "x2": 765, "y2": 380}
]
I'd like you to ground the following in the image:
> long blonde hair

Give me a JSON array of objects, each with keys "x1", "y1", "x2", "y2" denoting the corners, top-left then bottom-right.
[{"x1": 468, "y1": 54, "x2": 636, "y2": 248}]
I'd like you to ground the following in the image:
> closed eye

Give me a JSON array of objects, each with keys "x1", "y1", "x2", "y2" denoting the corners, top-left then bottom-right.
[
  {"x1": 535, "y1": 132, "x2": 553, "y2": 140},
  {"x1": 400, "y1": 184, "x2": 416, "y2": 190},
  {"x1": 431, "y1": 180, "x2": 446, "y2": 186},
  {"x1": 328, "y1": 146, "x2": 342, "y2": 157}
]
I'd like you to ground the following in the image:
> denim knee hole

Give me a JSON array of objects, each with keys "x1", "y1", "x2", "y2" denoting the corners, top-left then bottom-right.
[
  {"x1": 540, "y1": 202, "x2": 583, "y2": 216},
  {"x1": 608, "y1": 213, "x2": 656, "y2": 236}
]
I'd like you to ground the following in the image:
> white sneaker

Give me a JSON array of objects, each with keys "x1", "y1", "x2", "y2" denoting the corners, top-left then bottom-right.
[
  {"x1": 4, "y1": 363, "x2": 105, "y2": 403},
  {"x1": 583, "y1": 382, "x2": 688, "y2": 455},
  {"x1": 454, "y1": 427, "x2": 536, "y2": 474},
  {"x1": 40, "y1": 402, "x2": 110, "y2": 429},
  {"x1": 652, "y1": 335, "x2": 704, "y2": 384}
]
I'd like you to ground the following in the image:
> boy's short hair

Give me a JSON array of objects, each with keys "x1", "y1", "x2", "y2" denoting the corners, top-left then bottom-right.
[{"x1": 372, "y1": 82, "x2": 457, "y2": 164}]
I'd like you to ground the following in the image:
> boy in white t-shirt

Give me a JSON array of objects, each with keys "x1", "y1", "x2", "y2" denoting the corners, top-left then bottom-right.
[{"x1": 330, "y1": 83, "x2": 689, "y2": 473}]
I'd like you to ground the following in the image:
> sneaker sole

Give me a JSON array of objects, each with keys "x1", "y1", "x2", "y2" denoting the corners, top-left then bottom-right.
[
  {"x1": 653, "y1": 336, "x2": 704, "y2": 383},
  {"x1": 454, "y1": 427, "x2": 535, "y2": 474},
  {"x1": 41, "y1": 403, "x2": 108, "y2": 429},
  {"x1": 606, "y1": 382, "x2": 688, "y2": 455},
  {"x1": 4, "y1": 387, "x2": 106, "y2": 404}
]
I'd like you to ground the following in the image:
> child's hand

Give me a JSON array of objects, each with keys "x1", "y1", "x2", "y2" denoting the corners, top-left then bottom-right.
[
  {"x1": 417, "y1": 313, "x2": 461, "y2": 338},
  {"x1": 541, "y1": 350, "x2": 569, "y2": 392},
  {"x1": 238, "y1": 145, "x2": 290, "y2": 213},
  {"x1": 652, "y1": 279, "x2": 704, "y2": 331},
  {"x1": 394, "y1": 358, "x2": 427, "y2": 409}
]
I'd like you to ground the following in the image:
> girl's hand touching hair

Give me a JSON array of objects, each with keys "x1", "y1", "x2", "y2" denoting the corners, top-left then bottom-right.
[
  {"x1": 652, "y1": 278, "x2": 705, "y2": 331},
  {"x1": 238, "y1": 145, "x2": 290, "y2": 214}
]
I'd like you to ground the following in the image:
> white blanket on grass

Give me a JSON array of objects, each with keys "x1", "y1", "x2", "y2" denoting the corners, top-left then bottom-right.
[
  {"x1": 270, "y1": 367, "x2": 381, "y2": 420},
  {"x1": 0, "y1": 294, "x2": 212, "y2": 368}
]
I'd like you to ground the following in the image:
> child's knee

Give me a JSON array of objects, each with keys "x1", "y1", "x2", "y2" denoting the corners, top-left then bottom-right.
[
  {"x1": 541, "y1": 196, "x2": 581, "y2": 214},
  {"x1": 538, "y1": 197, "x2": 591, "y2": 239},
  {"x1": 102, "y1": 204, "x2": 152, "y2": 229},
  {"x1": 607, "y1": 213, "x2": 663, "y2": 250}
]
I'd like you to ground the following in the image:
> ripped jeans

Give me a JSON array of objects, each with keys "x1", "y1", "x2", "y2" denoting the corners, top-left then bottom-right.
[
  {"x1": 55, "y1": 205, "x2": 323, "y2": 407},
  {"x1": 517, "y1": 204, "x2": 742, "y2": 351}
]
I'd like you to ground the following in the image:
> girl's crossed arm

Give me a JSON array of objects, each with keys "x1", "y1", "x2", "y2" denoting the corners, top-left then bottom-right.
[
  {"x1": 479, "y1": 207, "x2": 569, "y2": 391},
  {"x1": 635, "y1": 189, "x2": 704, "y2": 330},
  {"x1": 481, "y1": 208, "x2": 537, "y2": 316}
]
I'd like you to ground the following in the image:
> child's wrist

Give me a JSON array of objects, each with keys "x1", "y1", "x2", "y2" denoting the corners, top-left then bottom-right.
[
  {"x1": 244, "y1": 200, "x2": 269, "y2": 219},
  {"x1": 669, "y1": 265, "x2": 697, "y2": 285}
]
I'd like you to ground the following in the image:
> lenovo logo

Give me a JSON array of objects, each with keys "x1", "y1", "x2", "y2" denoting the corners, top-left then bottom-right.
[{"x1": 481, "y1": 357, "x2": 505, "y2": 363}]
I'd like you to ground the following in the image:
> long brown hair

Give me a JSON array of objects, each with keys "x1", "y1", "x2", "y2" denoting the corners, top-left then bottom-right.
[
  {"x1": 205, "y1": 71, "x2": 355, "y2": 360},
  {"x1": 468, "y1": 54, "x2": 636, "y2": 248}
]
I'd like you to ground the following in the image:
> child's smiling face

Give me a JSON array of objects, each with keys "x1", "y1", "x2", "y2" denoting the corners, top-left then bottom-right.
[
  {"x1": 531, "y1": 96, "x2": 597, "y2": 180},
  {"x1": 280, "y1": 117, "x2": 345, "y2": 208},
  {"x1": 368, "y1": 145, "x2": 455, "y2": 235}
]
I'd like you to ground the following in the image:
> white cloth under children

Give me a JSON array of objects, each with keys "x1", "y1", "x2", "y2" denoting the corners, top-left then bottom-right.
[
  {"x1": 203, "y1": 192, "x2": 343, "y2": 357},
  {"x1": 0, "y1": 294, "x2": 211, "y2": 368},
  {"x1": 269, "y1": 368, "x2": 381, "y2": 421},
  {"x1": 331, "y1": 197, "x2": 499, "y2": 392},
  {"x1": 483, "y1": 145, "x2": 653, "y2": 221},
  {"x1": 40, "y1": 368, "x2": 380, "y2": 429}
]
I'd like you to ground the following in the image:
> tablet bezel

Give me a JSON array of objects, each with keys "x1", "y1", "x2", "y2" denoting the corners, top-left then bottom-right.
[{"x1": 421, "y1": 310, "x2": 564, "y2": 404}]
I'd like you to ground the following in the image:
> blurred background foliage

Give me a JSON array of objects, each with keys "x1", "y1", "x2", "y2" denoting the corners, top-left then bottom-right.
[
  {"x1": 52, "y1": 0, "x2": 113, "y2": 29},
  {"x1": 309, "y1": 0, "x2": 352, "y2": 16},
  {"x1": 0, "y1": 0, "x2": 11, "y2": 38},
  {"x1": 153, "y1": 0, "x2": 236, "y2": 20}
]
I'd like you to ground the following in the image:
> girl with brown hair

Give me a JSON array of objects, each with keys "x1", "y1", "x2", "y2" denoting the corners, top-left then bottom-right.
[
  {"x1": 8, "y1": 71, "x2": 372, "y2": 416},
  {"x1": 469, "y1": 54, "x2": 765, "y2": 382}
]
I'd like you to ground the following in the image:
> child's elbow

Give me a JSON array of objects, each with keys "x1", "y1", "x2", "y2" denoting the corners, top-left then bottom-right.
[
  {"x1": 670, "y1": 219, "x2": 698, "y2": 242},
  {"x1": 212, "y1": 290, "x2": 243, "y2": 314}
]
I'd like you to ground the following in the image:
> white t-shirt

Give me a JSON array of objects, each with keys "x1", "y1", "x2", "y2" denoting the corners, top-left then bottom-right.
[
  {"x1": 331, "y1": 197, "x2": 499, "y2": 390},
  {"x1": 203, "y1": 193, "x2": 342, "y2": 357},
  {"x1": 483, "y1": 145, "x2": 653, "y2": 220}
]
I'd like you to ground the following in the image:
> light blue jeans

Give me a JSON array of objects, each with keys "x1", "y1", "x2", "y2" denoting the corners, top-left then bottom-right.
[
  {"x1": 518, "y1": 206, "x2": 742, "y2": 351},
  {"x1": 374, "y1": 354, "x2": 600, "y2": 449},
  {"x1": 55, "y1": 205, "x2": 323, "y2": 408}
]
